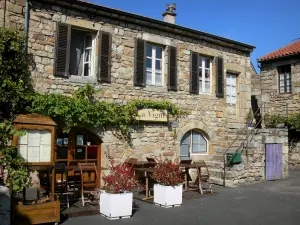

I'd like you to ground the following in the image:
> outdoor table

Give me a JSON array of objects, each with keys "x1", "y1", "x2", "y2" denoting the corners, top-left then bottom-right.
[
  {"x1": 133, "y1": 167, "x2": 157, "y2": 200},
  {"x1": 180, "y1": 161, "x2": 211, "y2": 194}
]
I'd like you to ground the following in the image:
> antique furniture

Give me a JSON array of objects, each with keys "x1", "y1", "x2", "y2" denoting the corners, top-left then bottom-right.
[
  {"x1": 193, "y1": 161, "x2": 213, "y2": 194},
  {"x1": 78, "y1": 162, "x2": 100, "y2": 206},
  {"x1": 13, "y1": 113, "x2": 60, "y2": 225}
]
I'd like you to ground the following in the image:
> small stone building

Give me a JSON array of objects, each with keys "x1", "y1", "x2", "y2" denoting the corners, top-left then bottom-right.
[
  {"x1": 1, "y1": 0, "x2": 289, "y2": 186},
  {"x1": 255, "y1": 40, "x2": 300, "y2": 168}
]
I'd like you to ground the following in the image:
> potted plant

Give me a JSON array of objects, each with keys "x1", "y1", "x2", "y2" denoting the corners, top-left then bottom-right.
[
  {"x1": 100, "y1": 159, "x2": 136, "y2": 220},
  {"x1": 152, "y1": 158, "x2": 183, "y2": 208}
]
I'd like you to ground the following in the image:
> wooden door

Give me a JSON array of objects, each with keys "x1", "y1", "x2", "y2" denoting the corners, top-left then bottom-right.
[{"x1": 265, "y1": 144, "x2": 282, "y2": 181}]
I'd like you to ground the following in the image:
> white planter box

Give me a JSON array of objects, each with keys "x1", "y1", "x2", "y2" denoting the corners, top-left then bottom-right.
[
  {"x1": 154, "y1": 184, "x2": 183, "y2": 208},
  {"x1": 100, "y1": 192, "x2": 133, "y2": 220}
]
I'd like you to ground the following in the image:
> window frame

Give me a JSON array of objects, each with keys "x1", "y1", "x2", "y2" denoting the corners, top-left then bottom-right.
[
  {"x1": 68, "y1": 27, "x2": 97, "y2": 78},
  {"x1": 199, "y1": 55, "x2": 212, "y2": 94},
  {"x1": 278, "y1": 65, "x2": 292, "y2": 94},
  {"x1": 187, "y1": 130, "x2": 208, "y2": 156},
  {"x1": 146, "y1": 44, "x2": 164, "y2": 87},
  {"x1": 226, "y1": 73, "x2": 237, "y2": 106}
]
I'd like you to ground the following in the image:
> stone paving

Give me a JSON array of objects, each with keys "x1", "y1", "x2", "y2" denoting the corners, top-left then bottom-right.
[{"x1": 60, "y1": 169, "x2": 300, "y2": 225}]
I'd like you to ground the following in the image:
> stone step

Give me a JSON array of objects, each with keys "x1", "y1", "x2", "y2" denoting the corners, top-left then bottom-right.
[
  {"x1": 205, "y1": 160, "x2": 224, "y2": 169},
  {"x1": 208, "y1": 168, "x2": 223, "y2": 179}
]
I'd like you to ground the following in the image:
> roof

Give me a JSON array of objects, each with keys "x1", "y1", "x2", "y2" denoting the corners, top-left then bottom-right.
[
  {"x1": 39, "y1": 0, "x2": 255, "y2": 52},
  {"x1": 258, "y1": 40, "x2": 300, "y2": 62}
]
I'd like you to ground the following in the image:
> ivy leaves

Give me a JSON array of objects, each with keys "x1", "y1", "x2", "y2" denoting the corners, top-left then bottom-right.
[{"x1": 27, "y1": 85, "x2": 185, "y2": 133}]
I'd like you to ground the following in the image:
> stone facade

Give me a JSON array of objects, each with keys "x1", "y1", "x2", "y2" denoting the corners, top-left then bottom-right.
[
  {"x1": 4, "y1": 0, "x2": 289, "y2": 187},
  {"x1": 253, "y1": 54, "x2": 300, "y2": 168}
]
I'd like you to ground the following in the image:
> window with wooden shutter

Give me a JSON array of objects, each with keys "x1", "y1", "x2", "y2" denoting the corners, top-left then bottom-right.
[
  {"x1": 134, "y1": 39, "x2": 146, "y2": 86},
  {"x1": 98, "y1": 32, "x2": 112, "y2": 82},
  {"x1": 216, "y1": 56, "x2": 224, "y2": 98},
  {"x1": 190, "y1": 51, "x2": 199, "y2": 94},
  {"x1": 54, "y1": 23, "x2": 71, "y2": 76},
  {"x1": 168, "y1": 46, "x2": 177, "y2": 91}
]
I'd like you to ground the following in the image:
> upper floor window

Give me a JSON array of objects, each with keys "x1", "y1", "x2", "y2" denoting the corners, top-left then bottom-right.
[
  {"x1": 69, "y1": 29, "x2": 95, "y2": 77},
  {"x1": 226, "y1": 73, "x2": 237, "y2": 105},
  {"x1": 278, "y1": 65, "x2": 291, "y2": 93},
  {"x1": 146, "y1": 44, "x2": 164, "y2": 86},
  {"x1": 54, "y1": 23, "x2": 112, "y2": 82},
  {"x1": 199, "y1": 56, "x2": 212, "y2": 93}
]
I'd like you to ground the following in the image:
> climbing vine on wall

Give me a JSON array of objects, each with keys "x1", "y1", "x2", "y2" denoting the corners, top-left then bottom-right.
[{"x1": 27, "y1": 84, "x2": 186, "y2": 133}]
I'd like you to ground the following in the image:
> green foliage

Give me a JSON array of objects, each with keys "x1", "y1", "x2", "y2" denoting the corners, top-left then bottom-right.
[
  {"x1": 0, "y1": 27, "x2": 32, "y2": 119},
  {"x1": 287, "y1": 113, "x2": 300, "y2": 131},
  {"x1": 27, "y1": 85, "x2": 185, "y2": 133},
  {"x1": 0, "y1": 121, "x2": 30, "y2": 192},
  {"x1": 264, "y1": 114, "x2": 287, "y2": 128},
  {"x1": 245, "y1": 109, "x2": 253, "y2": 123}
]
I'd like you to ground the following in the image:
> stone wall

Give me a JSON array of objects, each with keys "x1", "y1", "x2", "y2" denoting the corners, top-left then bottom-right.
[
  {"x1": 225, "y1": 128, "x2": 289, "y2": 187},
  {"x1": 3, "y1": 0, "x2": 254, "y2": 173},
  {"x1": 288, "y1": 130, "x2": 300, "y2": 168},
  {"x1": 260, "y1": 59, "x2": 300, "y2": 116}
]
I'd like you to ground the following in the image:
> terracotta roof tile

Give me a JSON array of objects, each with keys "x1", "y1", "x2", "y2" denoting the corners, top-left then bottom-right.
[{"x1": 258, "y1": 40, "x2": 300, "y2": 61}]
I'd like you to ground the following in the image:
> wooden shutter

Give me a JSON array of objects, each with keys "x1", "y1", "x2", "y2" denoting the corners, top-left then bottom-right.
[
  {"x1": 216, "y1": 56, "x2": 224, "y2": 98},
  {"x1": 54, "y1": 23, "x2": 71, "y2": 76},
  {"x1": 134, "y1": 39, "x2": 146, "y2": 86},
  {"x1": 98, "y1": 32, "x2": 112, "y2": 82},
  {"x1": 190, "y1": 51, "x2": 199, "y2": 94},
  {"x1": 168, "y1": 46, "x2": 177, "y2": 91}
]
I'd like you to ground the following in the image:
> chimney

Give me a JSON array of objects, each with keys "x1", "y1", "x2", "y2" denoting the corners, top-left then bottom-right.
[{"x1": 162, "y1": 3, "x2": 177, "y2": 24}]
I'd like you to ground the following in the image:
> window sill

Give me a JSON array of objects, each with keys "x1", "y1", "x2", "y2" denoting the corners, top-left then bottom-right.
[
  {"x1": 68, "y1": 76, "x2": 98, "y2": 84},
  {"x1": 134, "y1": 85, "x2": 167, "y2": 93}
]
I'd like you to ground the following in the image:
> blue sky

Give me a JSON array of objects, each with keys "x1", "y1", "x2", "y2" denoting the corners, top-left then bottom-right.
[{"x1": 90, "y1": 0, "x2": 300, "y2": 72}]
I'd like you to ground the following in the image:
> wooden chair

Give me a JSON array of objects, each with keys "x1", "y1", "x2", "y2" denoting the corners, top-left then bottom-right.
[
  {"x1": 78, "y1": 163, "x2": 100, "y2": 206},
  {"x1": 193, "y1": 161, "x2": 213, "y2": 194},
  {"x1": 54, "y1": 163, "x2": 74, "y2": 208}
]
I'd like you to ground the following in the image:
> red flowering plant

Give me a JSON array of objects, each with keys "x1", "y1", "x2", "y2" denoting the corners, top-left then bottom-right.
[
  {"x1": 152, "y1": 157, "x2": 183, "y2": 187},
  {"x1": 102, "y1": 158, "x2": 137, "y2": 194}
]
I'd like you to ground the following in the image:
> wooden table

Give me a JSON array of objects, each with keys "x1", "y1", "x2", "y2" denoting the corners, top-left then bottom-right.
[
  {"x1": 133, "y1": 167, "x2": 157, "y2": 200},
  {"x1": 180, "y1": 161, "x2": 212, "y2": 194}
]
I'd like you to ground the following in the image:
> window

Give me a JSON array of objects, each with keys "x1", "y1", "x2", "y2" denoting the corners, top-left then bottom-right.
[
  {"x1": 180, "y1": 130, "x2": 208, "y2": 160},
  {"x1": 69, "y1": 29, "x2": 95, "y2": 77},
  {"x1": 199, "y1": 56, "x2": 212, "y2": 93},
  {"x1": 146, "y1": 44, "x2": 163, "y2": 86},
  {"x1": 226, "y1": 73, "x2": 237, "y2": 105},
  {"x1": 278, "y1": 65, "x2": 291, "y2": 93}
]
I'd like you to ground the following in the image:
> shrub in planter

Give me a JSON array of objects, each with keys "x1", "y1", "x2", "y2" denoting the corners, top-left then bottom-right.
[
  {"x1": 152, "y1": 158, "x2": 183, "y2": 208},
  {"x1": 264, "y1": 114, "x2": 287, "y2": 128},
  {"x1": 100, "y1": 159, "x2": 136, "y2": 220}
]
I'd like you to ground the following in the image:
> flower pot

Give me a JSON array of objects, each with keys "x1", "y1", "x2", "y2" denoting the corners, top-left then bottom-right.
[
  {"x1": 100, "y1": 191, "x2": 133, "y2": 220},
  {"x1": 247, "y1": 123, "x2": 253, "y2": 129},
  {"x1": 153, "y1": 184, "x2": 183, "y2": 208}
]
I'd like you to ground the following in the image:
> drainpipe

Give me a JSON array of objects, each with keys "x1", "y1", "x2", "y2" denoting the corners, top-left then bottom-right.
[
  {"x1": 24, "y1": 0, "x2": 30, "y2": 53},
  {"x1": 3, "y1": 0, "x2": 7, "y2": 27}
]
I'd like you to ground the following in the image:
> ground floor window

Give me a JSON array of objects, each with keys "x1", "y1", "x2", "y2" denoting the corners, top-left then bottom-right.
[{"x1": 180, "y1": 130, "x2": 208, "y2": 160}]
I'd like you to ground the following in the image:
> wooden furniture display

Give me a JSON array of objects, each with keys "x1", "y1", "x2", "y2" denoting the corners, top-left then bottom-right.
[
  {"x1": 55, "y1": 128, "x2": 102, "y2": 186},
  {"x1": 78, "y1": 163, "x2": 100, "y2": 206},
  {"x1": 134, "y1": 167, "x2": 157, "y2": 200},
  {"x1": 13, "y1": 113, "x2": 60, "y2": 225}
]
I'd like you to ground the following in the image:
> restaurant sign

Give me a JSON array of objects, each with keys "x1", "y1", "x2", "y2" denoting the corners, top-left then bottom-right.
[{"x1": 136, "y1": 109, "x2": 168, "y2": 122}]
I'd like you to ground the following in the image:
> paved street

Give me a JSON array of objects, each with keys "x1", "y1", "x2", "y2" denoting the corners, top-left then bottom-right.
[{"x1": 62, "y1": 169, "x2": 300, "y2": 225}]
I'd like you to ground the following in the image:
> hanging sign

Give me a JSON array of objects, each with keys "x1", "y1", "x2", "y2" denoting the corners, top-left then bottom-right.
[{"x1": 136, "y1": 109, "x2": 168, "y2": 122}]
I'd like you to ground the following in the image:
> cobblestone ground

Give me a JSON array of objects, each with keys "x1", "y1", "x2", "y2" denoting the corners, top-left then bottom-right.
[{"x1": 61, "y1": 169, "x2": 300, "y2": 225}]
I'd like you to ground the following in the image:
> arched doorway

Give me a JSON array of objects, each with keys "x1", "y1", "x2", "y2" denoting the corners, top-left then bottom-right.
[
  {"x1": 180, "y1": 130, "x2": 208, "y2": 160},
  {"x1": 55, "y1": 127, "x2": 102, "y2": 165}
]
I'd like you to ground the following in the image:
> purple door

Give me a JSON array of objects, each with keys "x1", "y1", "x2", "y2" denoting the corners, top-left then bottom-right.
[{"x1": 266, "y1": 144, "x2": 282, "y2": 181}]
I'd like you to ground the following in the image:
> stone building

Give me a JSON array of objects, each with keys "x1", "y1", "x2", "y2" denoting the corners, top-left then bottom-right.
[
  {"x1": 1, "y1": 0, "x2": 289, "y2": 186},
  {"x1": 256, "y1": 40, "x2": 300, "y2": 168}
]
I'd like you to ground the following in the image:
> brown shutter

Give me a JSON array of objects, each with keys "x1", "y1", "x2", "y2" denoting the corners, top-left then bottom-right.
[
  {"x1": 190, "y1": 51, "x2": 199, "y2": 94},
  {"x1": 168, "y1": 46, "x2": 177, "y2": 91},
  {"x1": 98, "y1": 32, "x2": 112, "y2": 82},
  {"x1": 134, "y1": 39, "x2": 146, "y2": 86},
  {"x1": 54, "y1": 23, "x2": 71, "y2": 76},
  {"x1": 216, "y1": 56, "x2": 224, "y2": 98}
]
